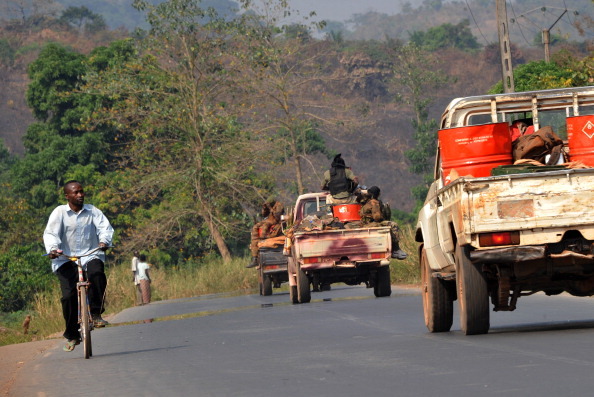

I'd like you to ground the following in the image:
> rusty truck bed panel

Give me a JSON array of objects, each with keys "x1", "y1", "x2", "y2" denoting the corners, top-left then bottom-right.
[
  {"x1": 468, "y1": 170, "x2": 594, "y2": 239},
  {"x1": 438, "y1": 169, "x2": 594, "y2": 248},
  {"x1": 294, "y1": 227, "x2": 391, "y2": 259}
]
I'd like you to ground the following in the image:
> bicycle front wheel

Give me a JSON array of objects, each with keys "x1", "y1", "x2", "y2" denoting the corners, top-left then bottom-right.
[{"x1": 79, "y1": 286, "x2": 92, "y2": 359}]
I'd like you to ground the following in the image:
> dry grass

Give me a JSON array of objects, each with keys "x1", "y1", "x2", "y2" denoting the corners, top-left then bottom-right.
[
  {"x1": 390, "y1": 224, "x2": 421, "y2": 285},
  {"x1": 0, "y1": 227, "x2": 421, "y2": 346}
]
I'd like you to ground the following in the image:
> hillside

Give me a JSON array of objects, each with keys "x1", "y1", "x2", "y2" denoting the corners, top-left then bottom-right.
[{"x1": 0, "y1": 0, "x2": 591, "y2": 212}]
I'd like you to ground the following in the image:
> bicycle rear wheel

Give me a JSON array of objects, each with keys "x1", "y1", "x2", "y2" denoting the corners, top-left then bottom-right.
[{"x1": 79, "y1": 287, "x2": 92, "y2": 359}]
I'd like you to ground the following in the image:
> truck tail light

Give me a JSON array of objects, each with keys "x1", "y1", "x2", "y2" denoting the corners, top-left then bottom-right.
[
  {"x1": 369, "y1": 253, "x2": 385, "y2": 259},
  {"x1": 303, "y1": 257, "x2": 319, "y2": 264},
  {"x1": 479, "y1": 231, "x2": 520, "y2": 247},
  {"x1": 266, "y1": 265, "x2": 280, "y2": 270}
]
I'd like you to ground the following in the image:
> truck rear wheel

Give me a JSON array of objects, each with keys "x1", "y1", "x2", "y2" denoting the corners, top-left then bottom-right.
[
  {"x1": 455, "y1": 244, "x2": 490, "y2": 335},
  {"x1": 290, "y1": 285, "x2": 299, "y2": 304},
  {"x1": 374, "y1": 265, "x2": 392, "y2": 297},
  {"x1": 421, "y1": 247, "x2": 453, "y2": 332},
  {"x1": 297, "y1": 266, "x2": 311, "y2": 303},
  {"x1": 262, "y1": 276, "x2": 273, "y2": 296}
]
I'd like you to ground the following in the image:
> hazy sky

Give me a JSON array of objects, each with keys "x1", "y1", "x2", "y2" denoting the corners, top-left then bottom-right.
[{"x1": 286, "y1": 0, "x2": 411, "y2": 21}]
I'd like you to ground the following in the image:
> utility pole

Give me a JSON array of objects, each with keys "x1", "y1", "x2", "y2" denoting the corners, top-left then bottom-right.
[
  {"x1": 496, "y1": 0, "x2": 515, "y2": 93},
  {"x1": 512, "y1": 7, "x2": 576, "y2": 63},
  {"x1": 542, "y1": 9, "x2": 567, "y2": 62}
]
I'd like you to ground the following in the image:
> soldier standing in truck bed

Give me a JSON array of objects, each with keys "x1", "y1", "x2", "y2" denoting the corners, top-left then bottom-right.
[{"x1": 321, "y1": 154, "x2": 359, "y2": 205}]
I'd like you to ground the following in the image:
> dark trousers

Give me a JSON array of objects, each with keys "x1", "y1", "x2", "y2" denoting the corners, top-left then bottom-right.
[{"x1": 55, "y1": 259, "x2": 107, "y2": 340}]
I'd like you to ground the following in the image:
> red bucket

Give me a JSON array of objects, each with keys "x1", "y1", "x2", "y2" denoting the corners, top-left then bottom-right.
[
  {"x1": 567, "y1": 115, "x2": 594, "y2": 167},
  {"x1": 439, "y1": 122, "x2": 512, "y2": 184},
  {"x1": 332, "y1": 204, "x2": 361, "y2": 222}
]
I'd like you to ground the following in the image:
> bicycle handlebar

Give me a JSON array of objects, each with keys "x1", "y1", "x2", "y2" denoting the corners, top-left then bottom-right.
[{"x1": 43, "y1": 246, "x2": 113, "y2": 259}]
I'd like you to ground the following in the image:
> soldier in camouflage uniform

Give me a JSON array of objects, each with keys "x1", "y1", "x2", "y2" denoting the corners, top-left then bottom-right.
[
  {"x1": 359, "y1": 186, "x2": 407, "y2": 260},
  {"x1": 247, "y1": 200, "x2": 285, "y2": 268}
]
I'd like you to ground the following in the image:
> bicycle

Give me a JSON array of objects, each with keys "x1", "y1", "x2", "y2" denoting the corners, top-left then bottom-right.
[{"x1": 45, "y1": 246, "x2": 110, "y2": 359}]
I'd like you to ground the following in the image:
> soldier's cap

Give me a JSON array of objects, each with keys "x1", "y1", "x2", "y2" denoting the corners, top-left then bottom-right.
[
  {"x1": 331, "y1": 153, "x2": 345, "y2": 168},
  {"x1": 368, "y1": 186, "x2": 380, "y2": 198}
]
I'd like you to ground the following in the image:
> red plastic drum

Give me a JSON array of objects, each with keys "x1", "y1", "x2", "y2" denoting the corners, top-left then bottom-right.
[
  {"x1": 332, "y1": 204, "x2": 362, "y2": 222},
  {"x1": 439, "y1": 122, "x2": 513, "y2": 184},
  {"x1": 567, "y1": 115, "x2": 594, "y2": 167}
]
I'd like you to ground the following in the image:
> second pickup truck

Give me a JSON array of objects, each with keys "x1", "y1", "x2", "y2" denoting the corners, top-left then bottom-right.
[{"x1": 286, "y1": 192, "x2": 393, "y2": 303}]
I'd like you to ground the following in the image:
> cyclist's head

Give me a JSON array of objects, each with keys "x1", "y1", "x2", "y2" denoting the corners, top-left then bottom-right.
[
  {"x1": 63, "y1": 180, "x2": 85, "y2": 210},
  {"x1": 63, "y1": 180, "x2": 82, "y2": 194}
]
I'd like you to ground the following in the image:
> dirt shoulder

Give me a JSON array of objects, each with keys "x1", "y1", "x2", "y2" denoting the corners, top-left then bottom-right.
[{"x1": 0, "y1": 338, "x2": 58, "y2": 396}]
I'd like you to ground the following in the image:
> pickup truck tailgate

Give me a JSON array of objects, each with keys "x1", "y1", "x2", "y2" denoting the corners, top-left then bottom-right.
[
  {"x1": 294, "y1": 227, "x2": 391, "y2": 258},
  {"x1": 467, "y1": 169, "x2": 594, "y2": 240}
]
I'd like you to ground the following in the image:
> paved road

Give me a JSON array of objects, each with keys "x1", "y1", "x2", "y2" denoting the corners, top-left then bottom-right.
[{"x1": 10, "y1": 286, "x2": 594, "y2": 396}]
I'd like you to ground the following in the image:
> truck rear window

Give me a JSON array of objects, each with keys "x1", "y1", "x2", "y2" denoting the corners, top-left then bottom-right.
[{"x1": 303, "y1": 199, "x2": 327, "y2": 217}]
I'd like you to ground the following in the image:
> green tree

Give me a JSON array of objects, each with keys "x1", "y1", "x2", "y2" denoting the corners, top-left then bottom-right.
[
  {"x1": 0, "y1": 140, "x2": 14, "y2": 176},
  {"x1": 0, "y1": 244, "x2": 53, "y2": 312},
  {"x1": 409, "y1": 20, "x2": 481, "y2": 52},
  {"x1": 390, "y1": 42, "x2": 449, "y2": 213},
  {"x1": 488, "y1": 60, "x2": 575, "y2": 93},
  {"x1": 0, "y1": 140, "x2": 44, "y2": 252},
  {"x1": 83, "y1": 0, "x2": 274, "y2": 262},
  {"x1": 0, "y1": 0, "x2": 60, "y2": 29},
  {"x1": 16, "y1": 43, "x2": 90, "y2": 206},
  {"x1": 0, "y1": 39, "x2": 16, "y2": 67},
  {"x1": 549, "y1": 51, "x2": 594, "y2": 88},
  {"x1": 14, "y1": 41, "x2": 133, "y2": 207},
  {"x1": 59, "y1": 6, "x2": 107, "y2": 33},
  {"x1": 240, "y1": 1, "x2": 366, "y2": 195},
  {"x1": 241, "y1": 23, "x2": 335, "y2": 194}
]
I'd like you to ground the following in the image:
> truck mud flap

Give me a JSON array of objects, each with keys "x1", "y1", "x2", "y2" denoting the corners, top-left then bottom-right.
[{"x1": 469, "y1": 246, "x2": 546, "y2": 264}]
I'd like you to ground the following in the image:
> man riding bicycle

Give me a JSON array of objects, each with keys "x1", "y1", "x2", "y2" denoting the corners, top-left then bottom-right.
[{"x1": 44, "y1": 180, "x2": 114, "y2": 352}]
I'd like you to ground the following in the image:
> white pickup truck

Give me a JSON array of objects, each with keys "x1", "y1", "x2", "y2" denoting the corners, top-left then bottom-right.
[
  {"x1": 286, "y1": 192, "x2": 392, "y2": 303},
  {"x1": 416, "y1": 86, "x2": 594, "y2": 335}
]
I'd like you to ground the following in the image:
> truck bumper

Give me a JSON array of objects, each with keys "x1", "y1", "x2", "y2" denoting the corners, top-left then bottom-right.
[
  {"x1": 470, "y1": 245, "x2": 594, "y2": 268},
  {"x1": 469, "y1": 246, "x2": 546, "y2": 264}
]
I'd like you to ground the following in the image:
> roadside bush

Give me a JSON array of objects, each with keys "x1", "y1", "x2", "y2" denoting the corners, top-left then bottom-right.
[{"x1": 0, "y1": 244, "x2": 55, "y2": 312}]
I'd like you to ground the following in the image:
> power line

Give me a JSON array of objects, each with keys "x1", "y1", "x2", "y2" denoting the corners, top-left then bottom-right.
[
  {"x1": 563, "y1": 0, "x2": 573, "y2": 24},
  {"x1": 464, "y1": 0, "x2": 491, "y2": 45},
  {"x1": 516, "y1": 11, "x2": 544, "y2": 31},
  {"x1": 508, "y1": 0, "x2": 537, "y2": 47}
]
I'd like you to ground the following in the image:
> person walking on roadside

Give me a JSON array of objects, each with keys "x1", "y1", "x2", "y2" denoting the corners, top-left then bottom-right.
[
  {"x1": 131, "y1": 250, "x2": 142, "y2": 305},
  {"x1": 44, "y1": 180, "x2": 114, "y2": 352},
  {"x1": 137, "y1": 254, "x2": 152, "y2": 305}
]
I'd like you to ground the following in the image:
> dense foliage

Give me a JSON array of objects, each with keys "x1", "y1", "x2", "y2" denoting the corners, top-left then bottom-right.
[
  {"x1": 0, "y1": 244, "x2": 54, "y2": 312},
  {"x1": 489, "y1": 56, "x2": 591, "y2": 94},
  {"x1": 410, "y1": 20, "x2": 481, "y2": 52}
]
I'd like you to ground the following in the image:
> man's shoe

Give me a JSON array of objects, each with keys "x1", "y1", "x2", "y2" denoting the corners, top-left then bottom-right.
[
  {"x1": 63, "y1": 338, "x2": 80, "y2": 352},
  {"x1": 246, "y1": 257, "x2": 258, "y2": 268},
  {"x1": 391, "y1": 249, "x2": 408, "y2": 260},
  {"x1": 92, "y1": 314, "x2": 109, "y2": 328}
]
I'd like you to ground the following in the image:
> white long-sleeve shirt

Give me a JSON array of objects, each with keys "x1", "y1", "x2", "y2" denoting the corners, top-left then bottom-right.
[
  {"x1": 131, "y1": 256, "x2": 140, "y2": 285},
  {"x1": 43, "y1": 204, "x2": 114, "y2": 272}
]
